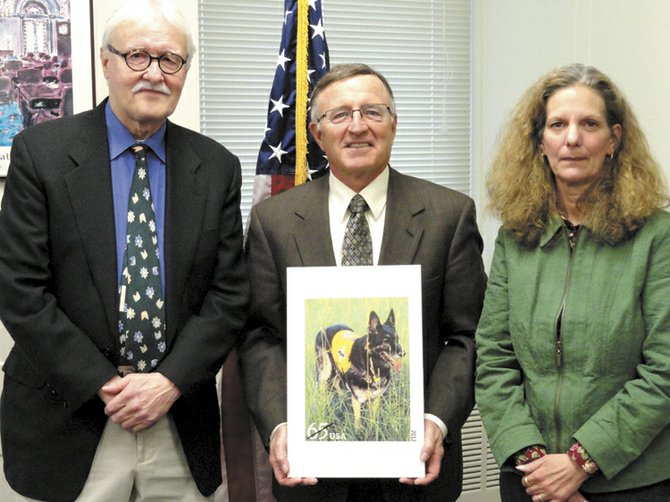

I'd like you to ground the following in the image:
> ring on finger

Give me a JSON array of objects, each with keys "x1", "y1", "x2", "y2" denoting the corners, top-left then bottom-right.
[
  {"x1": 538, "y1": 494, "x2": 545, "y2": 502},
  {"x1": 522, "y1": 476, "x2": 530, "y2": 487}
]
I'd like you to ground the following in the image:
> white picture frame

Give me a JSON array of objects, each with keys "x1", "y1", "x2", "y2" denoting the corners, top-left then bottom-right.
[{"x1": 286, "y1": 265, "x2": 425, "y2": 478}]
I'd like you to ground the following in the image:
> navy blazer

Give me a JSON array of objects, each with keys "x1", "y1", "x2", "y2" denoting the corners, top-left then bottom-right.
[
  {"x1": 240, "y1": 169, "x2": 486, "y2": 502},
  {"x1": 0, "y1": 100, "x2": 249, "y2": 501}
]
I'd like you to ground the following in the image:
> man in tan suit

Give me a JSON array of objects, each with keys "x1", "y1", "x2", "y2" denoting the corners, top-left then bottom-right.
[{"x1": 240, "y1": 63, "x2": 486, "y2": 502}]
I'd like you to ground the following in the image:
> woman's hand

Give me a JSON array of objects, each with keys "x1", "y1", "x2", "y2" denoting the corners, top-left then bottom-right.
[{"x1": 517, "y1": 454, "x2": 588, "y2": 501}]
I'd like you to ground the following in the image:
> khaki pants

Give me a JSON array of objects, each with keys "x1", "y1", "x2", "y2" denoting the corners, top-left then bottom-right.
[{"x1": 13, "y1": 416, "x2": 213, "y2": 502}]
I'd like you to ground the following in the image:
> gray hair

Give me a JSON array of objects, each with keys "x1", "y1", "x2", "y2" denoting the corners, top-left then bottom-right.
[{"x1": 102, "y1": 0, "x2": 195, "y2": 66}]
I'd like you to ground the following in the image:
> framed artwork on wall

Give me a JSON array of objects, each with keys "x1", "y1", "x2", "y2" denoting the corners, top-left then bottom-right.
[{"x1": 0, "y1": 0, "x2": 95, "y2": 177}]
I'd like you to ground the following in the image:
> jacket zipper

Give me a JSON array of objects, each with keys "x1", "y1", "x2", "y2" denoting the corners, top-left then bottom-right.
[{"x1": 552, "y1": 229, "x2": 577, "y2": 451}]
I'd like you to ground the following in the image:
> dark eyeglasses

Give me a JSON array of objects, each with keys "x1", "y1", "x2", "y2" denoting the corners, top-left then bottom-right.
[{"x1": 107, "y1": 45, "x2": 187, "y2": 75}]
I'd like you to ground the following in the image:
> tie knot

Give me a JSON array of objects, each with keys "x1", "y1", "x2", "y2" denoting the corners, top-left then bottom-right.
[
  {"x1": 349, "y1": 194, "x2": 368, "y2": 215},
  {"x1": 130, "y1": 143, "x2": 148, "y2": 160}
]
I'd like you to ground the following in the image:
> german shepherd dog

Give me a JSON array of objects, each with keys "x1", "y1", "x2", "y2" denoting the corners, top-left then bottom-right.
[{"x1": 315, "y1": 309, "x2": 405, "y2": 429}]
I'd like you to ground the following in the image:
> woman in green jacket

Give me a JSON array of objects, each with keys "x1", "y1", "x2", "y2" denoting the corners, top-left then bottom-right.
[{"x1": 476, "y1": 64, "x2": 670, "y2": 502}]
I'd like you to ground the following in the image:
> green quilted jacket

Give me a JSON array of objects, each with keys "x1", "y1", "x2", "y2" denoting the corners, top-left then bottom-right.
[{"x1": 476, "y1": 210, "x2": 670, "y2": 492}]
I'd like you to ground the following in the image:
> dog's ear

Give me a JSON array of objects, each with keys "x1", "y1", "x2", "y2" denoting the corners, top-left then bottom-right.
[
  {"x1": 386, "y1": 309, "x2": 395, "y2": 327},
  {"x1": 369, "y1": 311, "x2": 380, "y2": 330}
]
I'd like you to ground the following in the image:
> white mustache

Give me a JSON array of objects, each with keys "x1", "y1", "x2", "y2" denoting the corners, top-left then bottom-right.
[{"x1": 131, "y1": 81, "x2": 171, "y2": 95}]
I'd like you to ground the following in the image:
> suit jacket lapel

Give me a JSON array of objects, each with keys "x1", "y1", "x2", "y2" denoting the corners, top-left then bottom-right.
[
  {"x1": 64, "y1": 104, "x2": 119, "y2": 339},
  {"x1": 379, "y1": 168, "x2": 425, "y2": 265},
  {"x1": 163, "y1": 122, "x2": 205, "y2": 341},
  {"x1": 293, "y1": 174, "x2": 337, "y2": 266}
]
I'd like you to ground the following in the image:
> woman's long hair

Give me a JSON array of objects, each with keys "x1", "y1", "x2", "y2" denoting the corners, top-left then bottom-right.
[{"x1": 487, "y1": 63, "x2": 668, "y2": 247}]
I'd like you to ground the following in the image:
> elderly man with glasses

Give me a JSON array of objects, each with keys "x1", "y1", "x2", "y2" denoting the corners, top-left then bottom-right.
[
  {"x1": 0, "y1": 1, "x2": 248, "y2": 500},
  {"x1": 240, "y1": 63, "x2": 487, "y2": 502}
]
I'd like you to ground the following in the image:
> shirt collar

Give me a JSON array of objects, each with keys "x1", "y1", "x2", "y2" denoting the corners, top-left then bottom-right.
[
  {"x1": 539, "y1": 213, "x2": 592, "y2": 248},
  {"x1": 105, "y1": 101, "x2": 167, "y2": 163},
  {"x1": 329, "y1": 166, "x2": 389, "y2": 224},
  {"x1": 539, "y1": 215, "x2": 564, "y2": 248}
]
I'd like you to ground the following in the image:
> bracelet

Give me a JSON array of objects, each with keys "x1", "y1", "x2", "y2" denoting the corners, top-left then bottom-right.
[
  {"x1": 567, "y1": 442, "x2": 599, "y2": 475},
  {"x1": 514, "y1": 445, "x2": 547, "y2": 465}
]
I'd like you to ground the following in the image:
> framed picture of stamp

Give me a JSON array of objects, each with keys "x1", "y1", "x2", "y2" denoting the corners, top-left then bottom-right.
[
  {"x1": 286, "y1": 265, "x2": 424, "y2": 478},
  {"x1": 0, "y1": 0, "x2": 95, "y2": 177}
]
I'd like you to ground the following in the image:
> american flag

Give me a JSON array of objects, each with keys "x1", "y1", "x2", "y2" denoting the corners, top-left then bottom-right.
[
  {"x1": 222, "y1": 5, "x2": 330, "y2": 499},
  {"x1": 251, "y1": 0, "x2": 330, "y2": 204}
]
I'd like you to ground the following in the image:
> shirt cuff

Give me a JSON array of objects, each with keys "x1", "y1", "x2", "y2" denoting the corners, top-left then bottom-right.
[
  {"x1": 514, "y1": 445, "x2": 547, "y2": 465},
  {"x1": 424, "y1": 413, "x2": 448, "y2": 440},
  {"x1": 567, "y1": 442, "x2": 599, "y2": 476},
  {"x1": 266, "y1": 422, "x2": 286, "y2": 449}
]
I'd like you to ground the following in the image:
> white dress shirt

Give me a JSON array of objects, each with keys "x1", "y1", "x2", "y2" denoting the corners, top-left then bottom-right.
[{"x1": 328, "y1": 167, "x2": 388, "y2": 265}]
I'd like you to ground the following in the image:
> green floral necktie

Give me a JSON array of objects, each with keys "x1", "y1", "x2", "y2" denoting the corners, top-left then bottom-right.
[{"x1": 117, "y1": 143, "x2": 166, "y2": 372}]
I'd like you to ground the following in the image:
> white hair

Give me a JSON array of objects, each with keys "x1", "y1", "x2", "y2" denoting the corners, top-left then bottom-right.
[{"x1": 102, "y1": 0, "x2": 195, "y2": 66}]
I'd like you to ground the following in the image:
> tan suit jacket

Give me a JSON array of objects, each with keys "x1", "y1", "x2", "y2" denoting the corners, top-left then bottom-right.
[{"x1": 241, "y1": 168, "x2": 486, "y2": 502}]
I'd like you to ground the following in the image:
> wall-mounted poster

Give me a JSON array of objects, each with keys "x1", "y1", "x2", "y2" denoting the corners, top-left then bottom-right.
[
  {"x1": 287, "y1": 265, "x2": 425, "y2": 478},
  {"x1": 0, "y1": 0, "x2": 94, "y2": 177}
]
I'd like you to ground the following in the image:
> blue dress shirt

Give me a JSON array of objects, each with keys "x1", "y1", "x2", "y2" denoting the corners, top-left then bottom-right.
[{"x1": 106, "y1": 102, "x2": 166, "y2": 291}]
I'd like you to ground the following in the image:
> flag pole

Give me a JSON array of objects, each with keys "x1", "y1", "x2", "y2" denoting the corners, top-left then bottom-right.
[
  {"x1": 229, "y1": 2, "x2": 331, "y2": 500},
  {"x1": 295, "y1": 0, "x2": 309, "y2": 186}
]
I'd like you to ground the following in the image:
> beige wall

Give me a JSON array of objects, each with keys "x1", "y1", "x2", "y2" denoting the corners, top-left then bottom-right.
[{"x1": 472, "y1": 0, "x2": 670, "y2": 267}]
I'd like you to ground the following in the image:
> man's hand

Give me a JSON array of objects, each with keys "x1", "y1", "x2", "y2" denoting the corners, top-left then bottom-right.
[
  {"x1": 100, "y1": 372, "x2": 181, "y2": 433},
  {"x1": 400, "y1": 419, "x2": 444, "y2": 486},
  {"x1": 98, "y1": 374, "x2": 123, "y2": 405},
  {"x1": 518, "y1": 454, "x2": 589, "y2": 502},
  {"x1": 269, "y1": 423, "x2": 318, "y2": 487}
]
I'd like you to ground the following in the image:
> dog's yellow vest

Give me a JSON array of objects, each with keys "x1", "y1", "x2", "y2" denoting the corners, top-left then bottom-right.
[{"x1": 330, "y1": 329, "x2": 362, "y2": 374}]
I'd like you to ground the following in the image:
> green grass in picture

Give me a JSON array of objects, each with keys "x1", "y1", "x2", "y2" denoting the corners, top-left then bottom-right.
[{"x1": 304, "y1": 297, "x2": 410, "y2": 442}]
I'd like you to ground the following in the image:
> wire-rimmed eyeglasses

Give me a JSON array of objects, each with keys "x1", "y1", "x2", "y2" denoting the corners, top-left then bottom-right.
[
  {"x1": 107, "y1": 45, "x2": 187, "y2": 75},
  {"x1": 317, "y1": 104, "x2": 393, "y2": 125}
]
